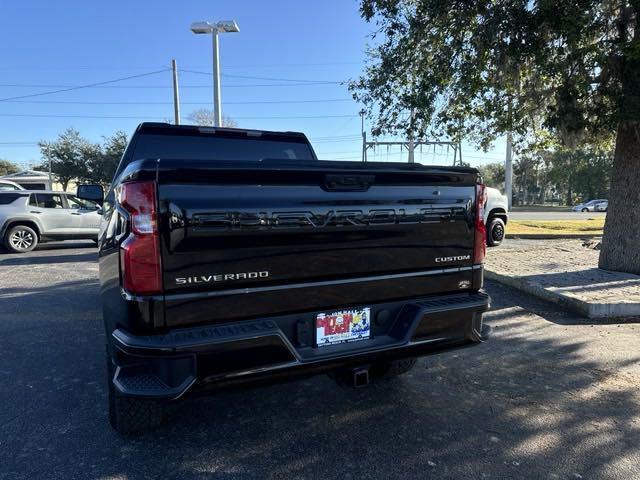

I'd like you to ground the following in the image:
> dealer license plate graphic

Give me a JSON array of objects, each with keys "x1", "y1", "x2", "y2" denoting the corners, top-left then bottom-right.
[{"x1": 316, "y1": 307, "x2": 371, "y2": 347}]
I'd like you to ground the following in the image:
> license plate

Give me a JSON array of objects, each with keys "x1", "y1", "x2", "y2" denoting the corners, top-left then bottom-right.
[{"x1": 316, "y1": 307, "x2": 371, "y2": 347}]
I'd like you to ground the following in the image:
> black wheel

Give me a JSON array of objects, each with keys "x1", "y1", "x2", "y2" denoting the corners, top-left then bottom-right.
[
  {"x1": 487, "y1": 217, "x2": 505, "y2": 247},
  {"x1": 581, "y1": 208, "x2": 589, "y2": 212},
  {"x1": 4, "y1": 225, "x2": 38, "y2": 253},
  {"x1": 107, "y1": 348, "x2": 163, "y2": 435}
]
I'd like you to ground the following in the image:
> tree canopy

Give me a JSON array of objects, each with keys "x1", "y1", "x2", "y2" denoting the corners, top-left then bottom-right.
[
  {"x1": 0, "y1": 159, "x2": 20, "y2": 177},
  {"x1": 351, "y1": 0, "x2": 636, "y2": 151},
  {"x1": 352, "y1": 0, "x2": 640, "y2": 274},
  {"x1": 39, "y1": 129, "x2": 92, "y2": 191},
  {"x1": 38, "y1": 129, "x2": 127, "y2": 190},
  {"x1": 187, "y1": 110, "x2": 238, "y2": 128}
]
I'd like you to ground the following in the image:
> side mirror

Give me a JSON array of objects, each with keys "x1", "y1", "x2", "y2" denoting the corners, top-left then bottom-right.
[
  {"x1": 97, "y1": 208, "x2": 103, "y2": 215},
  {"x1": 77, "y1": 184, "x2": 104, "y2": 206}
]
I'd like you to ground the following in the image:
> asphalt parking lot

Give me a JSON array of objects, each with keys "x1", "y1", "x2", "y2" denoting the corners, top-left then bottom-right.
[{"x1": 1, "y1": 242, "x2": 639, "y2": 480}]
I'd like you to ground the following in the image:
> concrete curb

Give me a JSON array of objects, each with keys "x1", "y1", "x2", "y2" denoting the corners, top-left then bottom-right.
[
  {"x1": 485, "y1": 269, "x2": 590, "y2": 317},
  {"x1": 485, "y1": 269, "x2": 640, "y2": 319}
]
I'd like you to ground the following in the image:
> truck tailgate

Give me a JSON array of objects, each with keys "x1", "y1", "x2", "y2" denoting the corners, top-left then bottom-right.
[{"x1": 156, "y1": 160, "x2": 480, "y2": 327}]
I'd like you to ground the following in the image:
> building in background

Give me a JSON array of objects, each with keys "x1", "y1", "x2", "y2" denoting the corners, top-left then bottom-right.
[{"x1": 0, "y1": 170, "x2": 52, "y2": 190}]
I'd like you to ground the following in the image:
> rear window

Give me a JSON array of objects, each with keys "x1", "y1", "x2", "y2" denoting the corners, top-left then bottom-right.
[
  {"x1": 130, "y1": 134, "x2": 315, "y2": 162},
  {"x1": 0, "y1": 193, "x2": 26, "y2": 205}
]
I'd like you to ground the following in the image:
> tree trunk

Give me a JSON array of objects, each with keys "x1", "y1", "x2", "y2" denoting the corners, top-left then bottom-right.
[
  {"x1": 599, "y1": 121, "x2": 640, "y2": 274},
  {"x1": 599, "y1": 8, "x2": 640, "y2": 274}
]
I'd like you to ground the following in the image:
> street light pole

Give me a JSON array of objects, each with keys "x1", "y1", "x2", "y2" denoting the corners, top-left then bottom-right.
[
  {"x1": 211, "y1": 29, "x2": 222, "y2": 127},
  {"x1": 191, "y1": 20, "x2": 239, "y2": 128}
]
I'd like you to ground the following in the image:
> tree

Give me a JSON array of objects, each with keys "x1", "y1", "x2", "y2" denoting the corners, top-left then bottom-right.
[
  {"x1": 38, "y1": 129, "x2": 91, "y2": 191},
  {"x1": 0, "y1": 159, "x2": 20, "y2": 176},
  {"x1": 477, "y1": 162, "x2": 505, "y2": 190},
  {"x1": 85, "y1": 131, "x2": 128, "y2": 187},
  {"x1": 187, "y1": 109, "x2": 238, "y2": 127},
  {"x1": 351, "y1": 1, "x2": 640, "y2": 274},
  {"x1": 513, "y1": 155, "x2": 542, "y2": 205},
  {"x1": 546, "y1": 148, "x2": 614, "y2": 205}
]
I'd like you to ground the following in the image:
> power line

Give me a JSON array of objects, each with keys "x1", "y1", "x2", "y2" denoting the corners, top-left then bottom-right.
[
  {"x1": 0, "y1": 113, "x2": 163, "y2": 119},
  {"x1": 311, "y1": 134, "x2": 361, "y2": 140},
  {"x1": 180, "y1": 68, "x2": 344, "y2": 84},
  {"x1": 0, "y1": 113, "x2": 358, "y2": 120},
  {"x1": 310, "y1": 138, "x2": 362, "y2": 144},
  {"x1": 3, "y1": 98, "x2": 353, "y2": 105},
  {"x1": 0, "y1": 82, "x2": 342, "y2": 89},
  {"x1": 0, "y1": 61, "x2": 362, "y2": 70},
  {"x1": 0, "y1": 69, "x2": 170, "y2": 102}
]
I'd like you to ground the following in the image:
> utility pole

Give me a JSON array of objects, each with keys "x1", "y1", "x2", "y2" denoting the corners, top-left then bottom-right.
[
  {"x1": 360, "y1": 109, "x2": 367, "y2": 162},
  {"x1": 171, "y1": 59, "x2": 181, "y2": 125},
  {"x1": 505, "y1": 132, "x2": 513, "y2": 209},
  {"x1": 48, "y1": 156, "x2": 52, "y2": 190},
  {"x1": 407, "y1": 109, "x2": 415, "y2": 163}
]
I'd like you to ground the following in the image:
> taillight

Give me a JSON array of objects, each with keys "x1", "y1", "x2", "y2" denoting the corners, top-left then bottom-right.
[
  {"x1": 118, "y1": 181, "x2": 162, "y2": 294},
  {"x1": 473, "y1": 183, "x2": 488, "y2": 264}
]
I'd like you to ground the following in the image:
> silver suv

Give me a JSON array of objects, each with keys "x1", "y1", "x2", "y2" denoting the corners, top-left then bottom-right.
[{"x1": 0, "y1": 191, "x2": 101, "y2": 253}]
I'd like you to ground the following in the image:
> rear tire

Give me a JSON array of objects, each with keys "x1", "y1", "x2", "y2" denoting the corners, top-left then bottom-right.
[
  {"x1": 4, "y1": 225, "x2": 38, "y2": 253},
  {"x1": 487, "y1": 217, "x2": 505, "y2": 247},
  {"x1": 581, "y1": 208, "x2": 589, "y2": 212},
  {"x1": 107, "y1": 349, "x2": 164, "y2": 435}
]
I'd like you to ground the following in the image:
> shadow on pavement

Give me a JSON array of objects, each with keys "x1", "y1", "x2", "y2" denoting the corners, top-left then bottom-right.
[
  {"x1": 0, "y1": 279, "x2": 639, "y2": 479},
  {"x1": 0, "y1": 252, "x2": 97, "y2": 266},
  {"x1": 34, "y1": 241, "x2": 96, "y2": 251}
]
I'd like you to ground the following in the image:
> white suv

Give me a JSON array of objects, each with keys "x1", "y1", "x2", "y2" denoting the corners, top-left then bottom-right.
[{"x1": 0, "y1": 191, "x2": 101, "y2": 253}]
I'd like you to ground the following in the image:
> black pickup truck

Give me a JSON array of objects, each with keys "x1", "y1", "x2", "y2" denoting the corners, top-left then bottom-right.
[{"x1": 82, "y1": 122, "x2": 491, "y2": 434}]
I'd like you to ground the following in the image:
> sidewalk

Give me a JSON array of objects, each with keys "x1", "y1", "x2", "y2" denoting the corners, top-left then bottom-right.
[{"x1": 485, "y1": 240, "x2": 640, "y2": 318}]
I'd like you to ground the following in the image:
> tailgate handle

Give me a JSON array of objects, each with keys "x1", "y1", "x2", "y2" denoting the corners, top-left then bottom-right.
[{"x1": 324, "y1": 174, "x2": 375, "y2": 191}]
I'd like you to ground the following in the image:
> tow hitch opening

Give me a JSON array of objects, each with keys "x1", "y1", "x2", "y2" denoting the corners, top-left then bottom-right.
[{"x1": 352, "y1": 367, "x2": 370, "y2": 388}]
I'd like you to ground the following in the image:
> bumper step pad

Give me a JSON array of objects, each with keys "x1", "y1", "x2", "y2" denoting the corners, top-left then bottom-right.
[{"x1": 111, "y1": 291, "x2": 490, "y2": 399}]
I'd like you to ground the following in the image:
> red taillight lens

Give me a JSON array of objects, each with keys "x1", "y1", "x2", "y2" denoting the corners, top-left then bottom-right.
[
  {"x1": 118, "y1": 181, "x2": 162, "y2": 295},
  {"x1": 473, "y1": 183, "x2": 487, "y2": 264}
]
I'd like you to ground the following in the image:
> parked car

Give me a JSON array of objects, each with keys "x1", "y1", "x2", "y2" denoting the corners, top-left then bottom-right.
[
  {"x1": 484, "y1": 187, "x2": 509, "y2": 247},
  {"x1": 0, "y1": 191, "x2": 101, "y2": 253},
  {"x1": 82, "y1": 122, "x2": 492, "y2": 434},
  {"x1": 573, "y1": 199, "x2": 608, "y2": 212},
  {"x1": 0, "y1": 180, "x2": 25, "y2": 191}
]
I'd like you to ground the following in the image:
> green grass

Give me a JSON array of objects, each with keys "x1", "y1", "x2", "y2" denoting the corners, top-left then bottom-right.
[{"x1": 508, "y1": 218, "x2": 604, "y2": 235}]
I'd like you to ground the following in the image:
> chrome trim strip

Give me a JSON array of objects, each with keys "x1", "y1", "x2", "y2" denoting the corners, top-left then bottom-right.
[{"x1": 165, "y1": 265, "x2": 481, "y2": 301}]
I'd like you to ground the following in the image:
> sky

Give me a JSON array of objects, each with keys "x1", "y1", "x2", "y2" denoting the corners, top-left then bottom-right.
[{"x1": 0, "y1": 0, "x2": 507, "y2": 169}]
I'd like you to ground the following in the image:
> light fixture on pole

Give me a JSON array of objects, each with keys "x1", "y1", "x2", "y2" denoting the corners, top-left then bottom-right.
[{"x1": 190, "y1": 20, "x2": 240, "y2": 127}]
